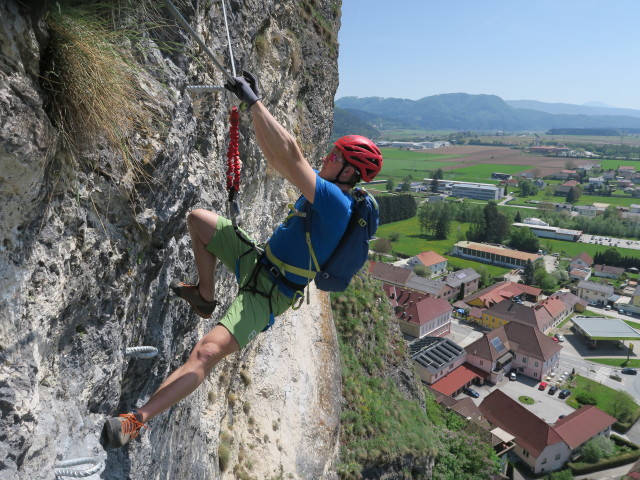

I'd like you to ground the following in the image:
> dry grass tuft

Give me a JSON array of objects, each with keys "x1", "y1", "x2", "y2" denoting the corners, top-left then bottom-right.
[{"x1": 42, "y1": 6, "x2": 157, "y2": 180}]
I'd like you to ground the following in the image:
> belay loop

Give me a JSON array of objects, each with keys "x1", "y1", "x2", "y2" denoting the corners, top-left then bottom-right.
[{"x1": 226, "y1": 107, "x2": 241, "y2": 222}]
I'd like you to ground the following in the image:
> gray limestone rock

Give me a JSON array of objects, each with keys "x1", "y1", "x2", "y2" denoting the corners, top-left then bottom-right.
[{"x1": 0, "y1": 1, "x2": 341, "y2": 478}]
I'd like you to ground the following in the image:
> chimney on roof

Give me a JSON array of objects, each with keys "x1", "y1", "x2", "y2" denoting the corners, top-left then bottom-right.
[
  {"x1": 409, "y1": 301, "x2": 414, "y2": 307},
  {"x1": 401, "y1": 312, "x2": 406, "y2": 319},
  {"x1": 408, "y1": 315, "x2": 413, "y2": 321}
]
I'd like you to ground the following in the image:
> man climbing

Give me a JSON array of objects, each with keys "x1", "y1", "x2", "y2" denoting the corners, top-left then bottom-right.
[{"x1": 101, "y1": 72, "x2": 382, "y2": 448}]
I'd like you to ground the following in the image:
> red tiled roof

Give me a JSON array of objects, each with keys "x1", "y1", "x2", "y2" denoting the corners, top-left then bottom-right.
[
  {"x1": 430, "y1": 363, "x2": 488, "y2": 396},
  {"x1": 395, "y1": 296, "x2": 452, "y2": 325},
  {"x1": 572, "y1": 252, "x2": 593, "y2": 265},
  {"x1": 415, "y1": 251, "x2": 447, "y2": 267},
  {"x1": 561, "y1": 180, "x2": 579, "y2": 187},
  {"x1": 503, "y1": 321, "x2": 562, "y2": 360},
  {"x1": 479, "y1": 390, "x2": 563, "y2": 457},
  {"x1": 465, "y1": 327, "x2": 511, "y2": 361},
  {"x1": 382, "y1": 284, "x2": 425, "y2": 308},
  {"x1": 570, "y1": 268, "x2": 590, "y2": 278},
  {"x1": 542, "y1": 297, "x2": 566, "y2": 318},
  {"x1": 463, "y1": 282, "x2": 541, "y2": 308},
  {"x1": 554, "y1": 405, "x2": 616, "y2": 448}
]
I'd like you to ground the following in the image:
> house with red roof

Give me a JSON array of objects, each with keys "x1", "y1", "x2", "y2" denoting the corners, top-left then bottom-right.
[
  {"x1": 408, "y1": 251, "x2": 448, "y2": 276},
  {"x1": 555, "y1": 180, "x2": 580, "y2": 195},
  {"x1": 464, "y1": 281, "x2": 542, "y2": 309},
  {"x1": 393, "y1": 296, "x2": 452, "y2": 338},
  {"x1": 480, "y1": 390, "x2": 616, "y2": 474},
  {"x1": 465, "y1": 322, "x2": 561, "y2": 383},
  {"x1": 571, "y1": 252, "x2": 593, "y2": 268}
]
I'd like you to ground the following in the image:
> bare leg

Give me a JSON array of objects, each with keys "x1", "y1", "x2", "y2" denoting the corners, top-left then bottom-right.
[
  {"x1": 186, "y1": 209, "x2": 219, "y2": 302},
  {"x1": 136, "y1": 324, "x2": 240, "y2": 423}
]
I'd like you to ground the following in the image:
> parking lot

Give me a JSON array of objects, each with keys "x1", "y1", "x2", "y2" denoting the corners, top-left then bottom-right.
[{"x1": 466, "y1": 373, "x2": 575, "y2": 423}]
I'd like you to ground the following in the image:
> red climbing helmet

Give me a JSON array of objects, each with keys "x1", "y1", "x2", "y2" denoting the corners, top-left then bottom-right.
[{"x1": 334, "y1": 135, "x2": 383, "y2": 183}]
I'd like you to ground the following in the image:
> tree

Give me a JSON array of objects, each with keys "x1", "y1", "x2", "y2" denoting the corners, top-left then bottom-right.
[
  {"x1": 566, "y1": 187, "x2": 578, "y2": 203},
  {"x1": 601, "y1": 247, "x2": 622, "y2": 265},
  {"x1": 514, "y1": 211, "x2": 523, "y2": 223},
  {"x1": 612, "y1": 390, "x2": 636, "y2": 423},
  {"x1": 385, "y1": 178, "x2": 395, "y2": 192},
  {"x1": 519, "y1": 178, "x2": 538, "y2": 197},
  {"x1": 434, "y1": 209, "x2": 451, "y2": 240},
  {"x1": 400, "y1": 174, "x2": 413, "y2": 192},
  {"x1": 372, "y1": 238, "x2": 392, "y2": 255},
  {"x1": 413, "y1": 265, "x2": 431, "y2": 277},
  {"x1": 509, "y1": 228, "x2": 540, "y2": 253},
  {"x1": 580, "y1": 436, "x2": 614, "y2": 463},
  {"x1": 522, "y1": 260, "x2": 535, "y2": 286},
  {"x1": 434, "y1": 168, "x2": 444, "y2": 180},
  {"x1": 430, "y1": 178, "x2": 440, "y2": 193}
]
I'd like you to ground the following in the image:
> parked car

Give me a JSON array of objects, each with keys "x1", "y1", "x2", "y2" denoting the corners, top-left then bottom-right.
[
  {"x1": 463, "y1": 386, "x2": 480, "y2": 398},
  {"x1": 509, "y1": 371, "x2": 517, "y2": 381},
  {"x1": 548, "y1": 385, "x2": 559, "y2": 395},
  {"x1": 555, "y1": 334, "x2": 565, "y2": 342},
  {"x1": 538, "y1": 381, "x2": 548, "y2": 391},
  {"x1": 558, "y1": 389, "x2": 572, "y2": 399},
  {"x1": 551, "y1": 336, "x2": 560, "y2": 343},
  {"x1": 622, "y1": 368, "x2": 637, "y2": 375}
]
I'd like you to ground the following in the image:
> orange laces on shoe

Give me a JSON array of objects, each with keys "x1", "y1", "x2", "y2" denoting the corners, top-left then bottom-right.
[{"x1": 119, "y1": 413, "x2": 149, "y2": 439}]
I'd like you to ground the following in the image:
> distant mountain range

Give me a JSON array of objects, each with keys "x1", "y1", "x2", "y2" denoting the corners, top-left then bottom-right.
[{"x1": 333, "y1": 94, "x2": 640, "y2": 136}]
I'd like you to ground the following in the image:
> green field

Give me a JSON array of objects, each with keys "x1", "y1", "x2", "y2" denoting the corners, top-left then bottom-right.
[
  {"x1": 377, "y1": 217, "x2": 509, "y2": 277},
  {"x1": 596, "y1": 159, "x2": 640, "y2": 170},
  {"x1": 378, "y1": 148, "x2": 460, "y2": 180},
  {"x1": 444, "y1": 164, "x2": 527, "y2": 183}
]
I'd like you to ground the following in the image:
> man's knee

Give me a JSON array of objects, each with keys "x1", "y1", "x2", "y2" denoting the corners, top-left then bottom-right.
[
  {"x1": 187, "y1": 209, "x2": 218, "y2": 244},
  {"x1": 193, "y1": 339, "x2": 226, "y2": 372}
]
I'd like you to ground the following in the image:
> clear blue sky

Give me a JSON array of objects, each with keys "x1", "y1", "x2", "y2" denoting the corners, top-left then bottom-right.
[{"x1": 336, "y1": 1, "x2": 640, "y2": 110}]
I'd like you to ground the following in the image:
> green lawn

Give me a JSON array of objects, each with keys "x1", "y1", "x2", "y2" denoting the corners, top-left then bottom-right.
[
  {"x1": 588, "y1": 358, "x2": 640, "y2": 368},
  {"x1": 564, "y1": 375, "x2": 640, "y2": 428},
  {"x1": 377, "y1": 217, "x2": 509, "y2": 277}
]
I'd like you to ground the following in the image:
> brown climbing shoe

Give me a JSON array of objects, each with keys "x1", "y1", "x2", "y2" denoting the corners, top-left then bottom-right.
[
  {"x1": 170, "y1": 279, "x2": 219, "y2": 319},
  {"x1": 101, "y1": 412, "x2": 148, "y2": 448}
]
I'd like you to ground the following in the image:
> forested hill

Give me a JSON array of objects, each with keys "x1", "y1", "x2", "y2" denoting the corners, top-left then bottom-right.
[
  {"x1": 332, "y1": 106, "x2": 380, "y2": 140},
  {"x1": 335, "y1": 94, "x2": 640, "y2": 132}
]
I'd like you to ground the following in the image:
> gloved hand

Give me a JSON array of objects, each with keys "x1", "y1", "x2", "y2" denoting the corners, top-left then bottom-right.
[{"x1": 225, "y1": 71, "x2": 261, "y2": 106}]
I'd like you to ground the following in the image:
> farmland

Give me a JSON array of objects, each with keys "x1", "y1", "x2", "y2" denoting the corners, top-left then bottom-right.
[{"x1": 378, "y1": 145, "x2": 601, "y2": 183}]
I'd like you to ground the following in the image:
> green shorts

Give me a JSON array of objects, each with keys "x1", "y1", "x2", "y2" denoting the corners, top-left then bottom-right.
[{"x1": 206, "y1": 216, "x2": 293, "y2": 348}]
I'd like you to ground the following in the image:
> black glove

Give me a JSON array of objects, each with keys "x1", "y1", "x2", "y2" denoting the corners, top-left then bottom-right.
[{"x1": 225, "y1": 71, "x2": 261, "y2": 106}]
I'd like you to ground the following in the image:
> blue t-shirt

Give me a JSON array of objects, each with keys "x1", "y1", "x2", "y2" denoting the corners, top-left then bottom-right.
[{"x1": 266, "y1": 172, "x2": 352, "y2": 291}]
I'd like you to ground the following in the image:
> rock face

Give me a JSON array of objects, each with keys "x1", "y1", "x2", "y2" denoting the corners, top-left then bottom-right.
[{"x1": 0, "y1": 1, "x2": 342, "y2": 479}]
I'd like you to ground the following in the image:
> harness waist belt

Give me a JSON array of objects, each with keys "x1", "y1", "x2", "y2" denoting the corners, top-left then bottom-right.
[{"x1": 260, "y1": 256, "x2": 307, "y2": 293}]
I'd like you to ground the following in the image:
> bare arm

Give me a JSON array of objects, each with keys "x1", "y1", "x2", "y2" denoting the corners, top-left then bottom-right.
[{"x1": 250, "y1": 101, "x2": 317, "y2": 203}]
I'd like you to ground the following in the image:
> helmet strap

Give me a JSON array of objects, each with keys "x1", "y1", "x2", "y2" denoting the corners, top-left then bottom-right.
[{"x1": 332, "y1": 163, "x2": 356, "y2": 187}]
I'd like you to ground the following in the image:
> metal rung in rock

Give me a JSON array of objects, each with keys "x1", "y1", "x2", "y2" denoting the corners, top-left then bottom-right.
[
  {"x1": 187, "y1": 85, "x2": 226, "y2": 92},
  {"x1": 125, "y1": 346, "x2": 159, "y2": 358},
  {"x1": 55, "y1": 457, "x2": 105, "y2": 478}
]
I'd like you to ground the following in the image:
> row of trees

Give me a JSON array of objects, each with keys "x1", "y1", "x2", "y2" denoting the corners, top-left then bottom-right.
[
  {"x1": 593, "y1": 248, "x2": 640, "y2": 269},
  {"x1": 417, "y1": 202, "x2": 451, "y2": 239},
  {"x1": 377, "y1": 194, "x2": 417, "y2": 225}
]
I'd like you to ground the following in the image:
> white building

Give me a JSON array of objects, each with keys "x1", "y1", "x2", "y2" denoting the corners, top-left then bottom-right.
[{"x1": 451, "y1": 182, "x2": 504, "y2": 201}]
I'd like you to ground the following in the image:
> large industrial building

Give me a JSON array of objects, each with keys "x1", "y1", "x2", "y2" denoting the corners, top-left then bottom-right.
[
  {"x1": 512, "y1": 222, "x2": 582, "y2": 242},
  {"x1": 452, "y1": 241, "x2": 543, "y2": 269}
]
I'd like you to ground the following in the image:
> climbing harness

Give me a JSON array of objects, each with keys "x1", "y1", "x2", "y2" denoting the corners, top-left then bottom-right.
[
  {"x1": 124, "y1": 346, "x2": 159, "y2": 359},
  {"x1": 54, "y1": 457, "x2": 105, "y2": 479}
]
